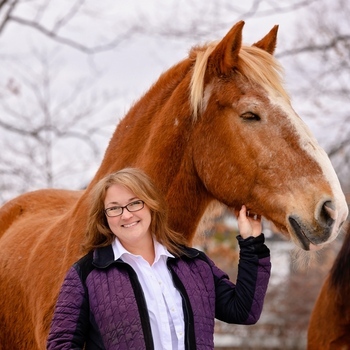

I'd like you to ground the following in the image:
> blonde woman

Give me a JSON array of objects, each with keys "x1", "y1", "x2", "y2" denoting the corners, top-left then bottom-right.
[{"x1": 47, "y1": 168, "x2": 271, "y2": 350}]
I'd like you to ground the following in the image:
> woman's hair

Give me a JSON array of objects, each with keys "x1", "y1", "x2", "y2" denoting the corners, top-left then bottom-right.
[{"x1": 82, "y1": 168, "x2": 187, "y2": 255}]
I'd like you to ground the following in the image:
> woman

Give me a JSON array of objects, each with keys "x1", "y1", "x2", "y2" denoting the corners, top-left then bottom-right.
[{"x1": 47, "y1": 168, "x2": 271, "y2": 350}]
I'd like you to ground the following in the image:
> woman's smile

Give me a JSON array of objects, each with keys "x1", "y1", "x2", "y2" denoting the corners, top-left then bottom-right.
[{"x1": 122, "y1": 221, "x2": 140, "y2": 228}]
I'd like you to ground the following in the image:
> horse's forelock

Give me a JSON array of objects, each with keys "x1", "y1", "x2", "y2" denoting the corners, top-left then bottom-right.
[
  {"x1": 189, "y1": 43, "x2": 290, "y2": 122},
  {"x1": 239, "y1": 47, "x2": 290, "y2": 103},
  {"x1": 190, "y1": 43, "x2": 217, "y2": 122}
]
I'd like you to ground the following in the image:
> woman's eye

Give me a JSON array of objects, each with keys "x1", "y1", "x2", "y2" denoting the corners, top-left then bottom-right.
[
  {"x1": 109, "y1": 207, "x2": 120, "y2": 212},
  {"x1": 241, "y1": 112, "x2": 261, "y2": 121}
]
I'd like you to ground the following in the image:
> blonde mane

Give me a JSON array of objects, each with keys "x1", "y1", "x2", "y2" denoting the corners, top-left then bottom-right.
[{"x1": 190, "y1": 43, "x2": 290, "y2": 120}]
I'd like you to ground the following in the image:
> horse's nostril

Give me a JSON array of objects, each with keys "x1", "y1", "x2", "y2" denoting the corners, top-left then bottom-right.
[{"x1": 321, "y1": 200, "x2": 336, "y2": 227}]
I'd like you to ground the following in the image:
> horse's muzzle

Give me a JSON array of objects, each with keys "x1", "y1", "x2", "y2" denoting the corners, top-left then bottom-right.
[{"x1": 288, "y1": 200, "x2": 337, "y2": 250}]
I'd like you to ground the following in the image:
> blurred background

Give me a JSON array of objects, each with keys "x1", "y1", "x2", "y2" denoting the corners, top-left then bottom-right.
[{"x1": 0, "y1": 1, "x2": 349, "y2": 348}]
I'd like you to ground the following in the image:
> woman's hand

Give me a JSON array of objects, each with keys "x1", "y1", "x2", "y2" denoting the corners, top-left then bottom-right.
[{"x1": 236, "y1": 205, "x2": 262, "y2": 239}]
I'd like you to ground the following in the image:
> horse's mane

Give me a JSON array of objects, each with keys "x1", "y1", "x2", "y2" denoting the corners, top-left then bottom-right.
[
  {"x1": 190, "y1": 43, "x2": 290, "y2": 120},
  {"x1": 329, "y1": 222, "x2": 350, "y2": 305}
]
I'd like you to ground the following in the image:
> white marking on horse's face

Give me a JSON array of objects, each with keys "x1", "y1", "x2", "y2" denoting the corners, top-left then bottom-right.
[
  {"x1": 174, "y1": 118, "x2": 179, "y2": 127},
  {"x1": 202, "y1": 84, "x2": 213, "y2": 114},
  {"x1": 268, "y1": 92, "x2": 348, "y2": 240}
]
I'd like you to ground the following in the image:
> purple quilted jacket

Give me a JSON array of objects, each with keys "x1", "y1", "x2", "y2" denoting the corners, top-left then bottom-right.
[{"x1": 47, "y1": 234, "x2": 271, "y2": 350}]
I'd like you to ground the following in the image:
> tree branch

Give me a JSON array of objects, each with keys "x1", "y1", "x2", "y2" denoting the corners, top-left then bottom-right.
[
  {"x1": 0, "y1": 0, "x2": 18, "y2": 34},
  {"x1": 277, "y1": 35, "x2": 350, "y2": 58},
  {"x1": 52, "y1": 0, "x2": 86, "y2": 33},
  {"x1": 7, "y1": 14, "x2": 143, "y2": 54}
]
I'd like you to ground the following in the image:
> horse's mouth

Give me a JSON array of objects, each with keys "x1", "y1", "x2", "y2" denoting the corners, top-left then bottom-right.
[{"x1": 288, "y1": 217, "x2": 311, "y2": 250}]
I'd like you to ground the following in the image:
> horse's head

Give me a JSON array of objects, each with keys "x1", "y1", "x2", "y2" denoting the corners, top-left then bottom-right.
[{"x1": 190, "y1": 21, "x2": 348, "y2": 250}]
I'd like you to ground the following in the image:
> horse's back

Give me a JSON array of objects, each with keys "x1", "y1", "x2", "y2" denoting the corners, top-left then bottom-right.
[{"x1": 0, "y1": 188, "x2": 81, "y2": 235}]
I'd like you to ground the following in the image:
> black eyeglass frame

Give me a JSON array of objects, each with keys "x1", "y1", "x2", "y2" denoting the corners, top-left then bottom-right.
[{"x1": 104, "y1": 200, "x2": 145, "y2": 217}]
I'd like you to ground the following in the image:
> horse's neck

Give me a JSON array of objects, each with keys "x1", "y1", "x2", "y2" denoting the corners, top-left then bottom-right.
[{"x1": 91, "y1": 59, "x2": 194, "y2": 188}]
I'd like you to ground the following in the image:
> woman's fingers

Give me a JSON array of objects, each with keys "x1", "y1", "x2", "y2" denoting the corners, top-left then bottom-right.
[{"x1": 237, "y1": 205, "x2": 262, "y2": 238}]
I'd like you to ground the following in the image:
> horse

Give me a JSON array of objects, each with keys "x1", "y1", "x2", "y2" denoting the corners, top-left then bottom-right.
[
  {"x1": 307, "y1": 221, "x2": 350, "y2": 349},
  {"x1": 0, "y1": 20, "x2": 348, "y2": 349}
]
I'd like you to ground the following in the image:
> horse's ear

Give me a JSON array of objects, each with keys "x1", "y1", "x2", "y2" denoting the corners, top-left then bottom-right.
[
  {"x1": 253, "y1": 25, "x2": 279, "y2": 55},
  {"x1": 209, "y1": 21, "x2": 245, "y2": 75}
]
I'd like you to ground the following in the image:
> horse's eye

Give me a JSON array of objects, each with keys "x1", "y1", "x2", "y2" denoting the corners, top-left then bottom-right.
[{"x1": 241, "y1": 112, "x2": 261, "y2": 121}]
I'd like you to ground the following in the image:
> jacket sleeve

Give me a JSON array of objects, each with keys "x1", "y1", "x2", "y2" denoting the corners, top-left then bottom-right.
[
  {"x1": 47, "y1": 265, "x2": 89, "y2": 349},
  {"x1": 212, "y1": 233, "x2": 271, "y2": 325}
]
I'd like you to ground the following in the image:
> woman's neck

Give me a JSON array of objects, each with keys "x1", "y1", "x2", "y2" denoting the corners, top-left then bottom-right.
[{"x1": 122, "y1": 237, "x2": 155, "y2": 265}]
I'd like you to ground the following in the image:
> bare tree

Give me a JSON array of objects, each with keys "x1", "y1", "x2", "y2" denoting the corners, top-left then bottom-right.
[{"x1": 0, "y1": 48, "x2": 118, "y2": 203}]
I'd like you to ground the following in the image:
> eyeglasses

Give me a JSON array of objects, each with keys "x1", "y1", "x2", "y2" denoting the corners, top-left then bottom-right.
[{"x1": 104, "y1": 200, "x2": 145, "y2": 217}]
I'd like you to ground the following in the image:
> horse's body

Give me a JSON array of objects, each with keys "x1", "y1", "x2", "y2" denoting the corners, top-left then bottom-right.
[
  {"x1": 0, "y1": 21, "x2": 348, "y2": 349},
  {"x1": 307, "y1": 223, "x2": 350, "y2": 349}
]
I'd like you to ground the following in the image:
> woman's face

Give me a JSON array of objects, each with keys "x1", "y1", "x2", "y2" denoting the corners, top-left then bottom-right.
[{"x1": 104, "y1": 184, "x2": 152, "y2": 251}]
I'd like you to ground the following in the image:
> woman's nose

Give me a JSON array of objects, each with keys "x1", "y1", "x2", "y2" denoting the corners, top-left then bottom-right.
[{"x1": 121, "y1": 209, "x2": 133, "y2": 219}]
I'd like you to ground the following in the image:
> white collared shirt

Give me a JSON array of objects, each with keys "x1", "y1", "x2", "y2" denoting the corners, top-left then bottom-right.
[{"x1": 112, "y1": 238, "x2": 185, "y2": 350}]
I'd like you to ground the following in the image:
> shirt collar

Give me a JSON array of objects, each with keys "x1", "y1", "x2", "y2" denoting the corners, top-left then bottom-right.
[
  {"x1": 111, "y1": 237, "x2": 174, "y2": 262},
  {"x1": 154, "y1": 239, "x2": 174, "y2": 262}
]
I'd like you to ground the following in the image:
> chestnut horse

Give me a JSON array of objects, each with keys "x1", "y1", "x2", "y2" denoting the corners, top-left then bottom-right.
[
  {"x1": 307, "y1": 221, "x2": 350, "y2": 349},
  {"x1": 0, "y1": 21, "x2": 348, "y2": 349}
]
